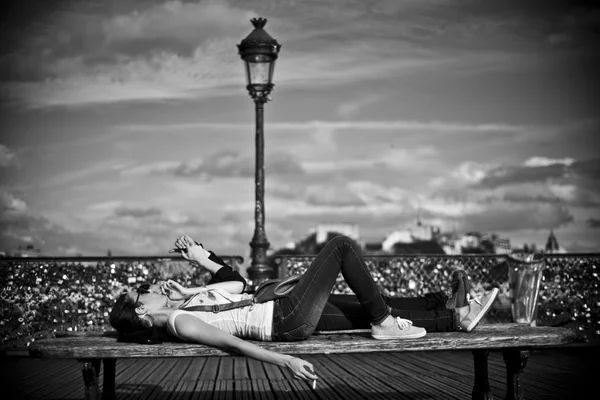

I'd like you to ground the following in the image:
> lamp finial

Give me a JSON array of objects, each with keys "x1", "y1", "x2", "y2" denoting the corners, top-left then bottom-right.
[{"x1": 251, "y1": 17, "x2": 267, "y2": 30}]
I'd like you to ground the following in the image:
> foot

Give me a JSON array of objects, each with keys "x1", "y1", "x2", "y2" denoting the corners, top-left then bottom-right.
[
  {"x1": 457, "y1": 288, "x2": 499, "y2": 332},
  {"x1": 371, "y1": 316, "x2": 427, "y2": 340},
  {"x1": 445, "y1": 269, "x2": 471, "y2": 309}
]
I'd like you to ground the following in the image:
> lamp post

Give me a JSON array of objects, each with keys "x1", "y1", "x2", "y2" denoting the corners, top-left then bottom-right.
[{"x1": 238, "y1": 18, "x2": 281, "y2": 284}]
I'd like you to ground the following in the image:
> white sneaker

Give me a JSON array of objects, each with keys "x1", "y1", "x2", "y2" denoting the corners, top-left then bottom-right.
[
  {"x1": 371, "y1": 317, "x2": 427, "y2": 340},
  {"x1": 459, "y1": 288, "x2": 499, "y2": 332}
]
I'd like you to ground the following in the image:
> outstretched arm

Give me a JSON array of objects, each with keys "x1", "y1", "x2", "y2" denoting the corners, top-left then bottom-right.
[
  {"x1": 163, "y1": 279, "x2": 245, "y2": 300},
  {"x1": 173, "y1": 313, "x2": 318, "y2": 382}
]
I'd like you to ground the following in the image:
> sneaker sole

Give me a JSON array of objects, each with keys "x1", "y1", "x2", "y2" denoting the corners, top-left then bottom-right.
[
  {"x1": 371, "y1": 330, "x2": 427, "y2": 340},
  {"x1": 465, "y1": 288, "x2": 499, "y2": 332}
]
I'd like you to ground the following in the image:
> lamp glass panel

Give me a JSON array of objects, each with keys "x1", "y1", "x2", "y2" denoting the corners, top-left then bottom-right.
[
  {"x1": 247, "y1": 62, "x2": 270, "y2": 85},
  {"x1": 244, "y1": 54, "x2": 275, "y2": 86},
  {"x1": 268, "y1": 60, "x2": 276, "y2": 83}
]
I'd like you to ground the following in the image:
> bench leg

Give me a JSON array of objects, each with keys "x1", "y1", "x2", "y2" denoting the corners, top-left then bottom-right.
[
  {"x1": 102, "y1": 359, "x2": 117, "y2": 400},
  {"x1": 81, "y1": 361, "x2": 100, "y2": 400},
  {"x1": 471, "y1": 349, "x2": 494, "y2": 400},
  {"x1": 502, "y1": 349, "x2": 529, "y2": 400}
]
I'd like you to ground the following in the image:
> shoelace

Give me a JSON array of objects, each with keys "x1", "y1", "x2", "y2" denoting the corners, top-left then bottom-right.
[
  {"x1": 395, "y1": 317, "x2": 413, "y2": 330},
  {"x1": 467, "y1": 293, "x2": 482, "y2": 306}
]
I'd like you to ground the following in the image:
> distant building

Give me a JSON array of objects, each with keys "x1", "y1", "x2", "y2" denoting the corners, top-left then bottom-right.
[
  {"x1": 290, "y1": 223, "x2": 361, "y2": 254},
  {"x1": 3, "y1": 244, "x2": 43, "y2": 257},
  {"x1": 392, "y1": 240, "x2": 445, "y2": 254},
  {"x1": 438, "y1": 232, "x2": 462, "y2": 255},
  {"x1": 458, "y1": 232, "x2": 512, "y2": 254},
  {"x1": 492, "y1": 237, "x2": 512, "y2": 254},
  {"x1": 378, "y1": 220, "x2": 443, "y2": 254},
  {"x1": 311, "y1": 223, "x2": 360, "y2": 244},
  {"x1": 380, "y1": 212, "x2": 442, "y2": 253},
  {"x1": 381, "y1": 230, "x2": 413, "y2": 252},
  {"x1": 545, "y1": 230, "x2": 567, "y2": 254},
  {"x1": 364, "y1": 242, "x2": 383, "y2": 253},
  {"x1": 460, "y1": 232, "x2": 482, "y2": 252}
]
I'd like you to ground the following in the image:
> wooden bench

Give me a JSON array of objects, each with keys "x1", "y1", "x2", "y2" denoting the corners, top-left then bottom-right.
[{"x1": 28, "y1": 323, "x2": 573, "y2": 400}]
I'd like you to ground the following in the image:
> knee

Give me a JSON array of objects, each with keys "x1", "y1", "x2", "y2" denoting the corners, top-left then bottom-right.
[
  {"x1": 296, "y1": 324, "x2": 316, "y2": 340},
  {"x1": 329, "y1": 235, "x2": 356, "y2": 247},
  {"x1": 322, "y1": 235, "x2": 361, "y2": 258},
  {"x1": 282, "y1": 324, "x2": 316, "y2": 341}
]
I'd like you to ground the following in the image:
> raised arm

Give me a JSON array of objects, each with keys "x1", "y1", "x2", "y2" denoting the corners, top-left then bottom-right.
[
  {"x1": 173, "y1": 313, "x2": 318, "y2": 382},
  {"x1": 171, "y1": 235, "x2": 247, "y2": 293},
  {"x1": 204, "y1": 253, "x2": 246, "y2": 293}
]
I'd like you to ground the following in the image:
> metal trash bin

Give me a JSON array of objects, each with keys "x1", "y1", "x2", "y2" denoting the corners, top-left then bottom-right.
[{"x1": 507, "y1": 253, "x2": 546, "y2": 326}]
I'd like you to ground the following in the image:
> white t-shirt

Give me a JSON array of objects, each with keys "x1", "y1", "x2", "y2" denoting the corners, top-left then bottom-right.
[{"x1": 167, "y1": 288, "x2": 274, "y2": 341}]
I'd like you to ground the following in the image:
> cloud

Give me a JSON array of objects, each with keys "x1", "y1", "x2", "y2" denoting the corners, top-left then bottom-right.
[
  {"x1": 0, "y1": 193, "x2": 97, "y2": 255},
  {"x1": 268, "y1": 181, "x2": 365, "y2": 208},
  {"x1": 103, "y1": 0, "x2": 253, "y2": 51},
  {"x1": 419, "y1": 196, "x2": 486, "y2": 218},
  {"x1": 369, "y1": 0, "x2": 446, "y2": 14},
  {"x1": 123, "y1": 150, "x2": 305, "y2": 179},
  {"x1": 476, "y1": 163, "x2": 568, "y2": 188},
  {"x1": 266, "y1": 180, "x2": 413, "y2": 221},
  {"x1": 464, "y1": 202, "x2": 574, "y2": 232},
  {"x1": 0, "y1": 191, "x2": 27, "y2": 215},
  {"x1": 5, "y1": 0, "x2": 571, "y2": 108},
  {"x1": 587, "y1": 218, "x2": 600, "y2": 229},
  {"x1": 121, "y1": 119, "x2": 525, "y2": 135},
  {"x1": 336, "y1": 95, "x2": 382, "y2": 118},
  {"x1": 114, "y1": 206, "x2": 162, "y2": 219},
  {"x1": 2, "y1": 42, "x2": 243, "y2": 107},
  {"x1": 451, "y1": 161, "x2": 497, "y2": 184},
  {"x1": 524, "y1": 156, "x2": 574, "y2": 167},
  {"x1": 0, "y1": 144, "x2": 18, "y2": 167},
  {"x1": 0, "y1": 208, "x2": 161, "y2": 256},
  {"x1": 548, "y1": 8, "x2": 600, "y2": 47},
  {"x1": 0, "y1": 197, "x2": 234, "y2": 256},
  {"x1": 470, "y1": 158, "x2": 600, "y2": 209},
  {"x1": 1, "y1": 0, "x2": 253, "y2": 107},
  {"x1": 270, "y1": 205, "x2": 417, "y2": 243},
  {"x1": 570, "y1": 158, "x2": 600, "y2": 181},
  {"x1": 501, "y1": 185, "x2": 567, "y2": 205}
]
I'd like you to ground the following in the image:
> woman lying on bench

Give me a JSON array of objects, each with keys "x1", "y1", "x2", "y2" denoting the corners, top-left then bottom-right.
[{"x1": 110, "y1": 235, "x2": 498, "y2": 383}]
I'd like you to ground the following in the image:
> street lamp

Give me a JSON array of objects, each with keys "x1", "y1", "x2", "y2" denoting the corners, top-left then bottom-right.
[{"x1": 238, "y1": 18, "x2": 281, "y2": 284}]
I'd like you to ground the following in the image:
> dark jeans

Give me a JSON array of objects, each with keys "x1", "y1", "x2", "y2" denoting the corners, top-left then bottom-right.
[
  {"x1": 317, "y1": 292, "x2": 458, "y2": 333},
  {"x1": 272, "y1": 236, "x2": 390, "y2": 341}
]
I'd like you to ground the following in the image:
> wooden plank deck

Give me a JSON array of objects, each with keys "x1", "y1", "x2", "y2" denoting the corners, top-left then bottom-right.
[{"x1": 4, "y1": 345, "x2": 597, "y2": 400}]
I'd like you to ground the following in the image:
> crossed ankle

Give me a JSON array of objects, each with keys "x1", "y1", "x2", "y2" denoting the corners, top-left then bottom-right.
[{"x1": 373, "y1": 314, "x2": 394, "y2": 328}]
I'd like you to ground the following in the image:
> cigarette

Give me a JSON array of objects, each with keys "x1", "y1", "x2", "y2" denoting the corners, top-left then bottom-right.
[{"x1": 312, "y1": 380, "x2": 316, "y2": 390}]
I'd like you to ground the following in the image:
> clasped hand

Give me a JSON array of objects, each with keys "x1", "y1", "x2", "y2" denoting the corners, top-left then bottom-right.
[
  {"x1": 169, "y1": 235, "x2": 209, "y2": 266},
  {"x1": 161, "y1": 279, "x2": 199, "y2": 301}
]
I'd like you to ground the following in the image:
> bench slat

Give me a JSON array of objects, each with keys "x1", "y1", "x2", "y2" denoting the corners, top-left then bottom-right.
[{"x1": 29, "y1": 324, "x2": 574, "y2": 359}]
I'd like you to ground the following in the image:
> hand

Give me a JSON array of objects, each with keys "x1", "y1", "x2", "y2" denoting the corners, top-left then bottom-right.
[
  {"x1": 285, "y1": 357, "x2": 318, "y2": 381},
  {"x1": 162, "y1": 279, "x2": 194, "y2": 301},
  {"x1": 170, "y1": 235, "x2": 209, "y2": 265}
]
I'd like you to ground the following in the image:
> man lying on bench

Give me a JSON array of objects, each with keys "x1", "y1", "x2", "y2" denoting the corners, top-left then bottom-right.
[{"x1": 109, "y1": 235, "x2": 499, "y2": 385}]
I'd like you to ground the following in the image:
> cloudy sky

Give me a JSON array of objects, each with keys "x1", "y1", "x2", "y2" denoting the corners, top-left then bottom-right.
[{"x1": 1, "y1": 0, "x2": 599, "y2": 259}]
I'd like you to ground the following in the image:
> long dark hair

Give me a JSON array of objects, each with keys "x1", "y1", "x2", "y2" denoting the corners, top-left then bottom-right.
[{"x1": 109, "y1": 292, "x2": 172, "y2": 344}]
